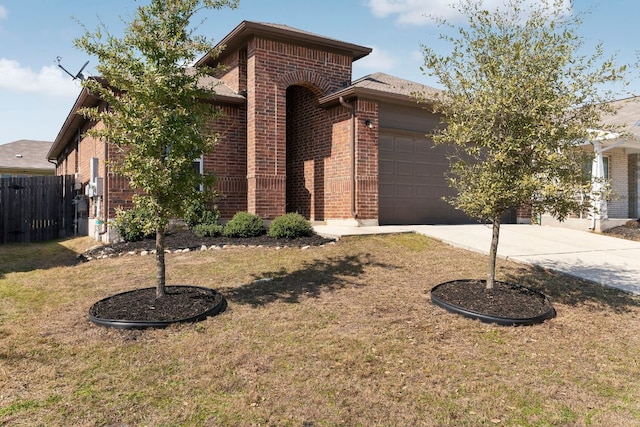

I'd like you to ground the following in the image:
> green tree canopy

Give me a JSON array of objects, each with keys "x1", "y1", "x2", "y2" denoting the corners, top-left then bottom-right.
[
  {"x1": 421, "y1": 0, "x2": 628, "y2": 288},
  {"x1": 76, "y1": 0, "x2": 238, "y2": 297}
]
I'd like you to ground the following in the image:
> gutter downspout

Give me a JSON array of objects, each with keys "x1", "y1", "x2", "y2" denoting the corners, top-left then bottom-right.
[{"x1": 339, "y1": 96, "x2": 357, "y2": 220}]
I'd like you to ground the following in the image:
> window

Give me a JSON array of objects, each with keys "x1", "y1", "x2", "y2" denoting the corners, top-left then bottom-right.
[
  {"x1": 582, "y1": 156, "x2": 609, "y2": 182},
  {"x1": 192, "y1": 155, "x2": 204, "y2": 191}
]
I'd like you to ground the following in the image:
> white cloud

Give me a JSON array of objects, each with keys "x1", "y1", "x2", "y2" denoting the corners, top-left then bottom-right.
[
  {"x1": 367, "y1": 0, "x2": 462, "y2": 24},
  {"x1": 0, "y1": 5, "x2": 7, "y2": 21},
  {"x1": 0, "y1": 58, "x2": 80, "y2": 97},
  {"x1": 355, "y1": 46, "x2": 398, "y2": 71},
  {"x1": 411, "y1": 49, "x2": 424, "y2": 63},
  {"x1": 366, "y1": 0, "x2": 572, "y2": 25}
]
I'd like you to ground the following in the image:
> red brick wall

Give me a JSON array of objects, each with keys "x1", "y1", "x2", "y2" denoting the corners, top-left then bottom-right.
[
  {"x1": 354, "y1": 100, "x2": 379, "y2": 220},
  {"x1": 245, "y1": 36, "x2": 354, "y2": 219},
  {"x1": 105, "y1": 144, "x2": 135, "y2": 219},
  {"x1": 325, "y1": 106, "x2": 353, "y2": 219},
  {"x1": 204, "y1": 104, "x2": 248, "y2": 218},
  {"x1": 216, "y1": 48, "x2": 248, "y2": 96},
  {"x1": 61, "y1": 106, "x2": 249, "y2": 222}
]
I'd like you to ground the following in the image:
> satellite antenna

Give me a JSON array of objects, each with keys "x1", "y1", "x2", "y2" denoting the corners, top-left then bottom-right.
[{"x1": 56, "y1": 57, "x2": 90, "y2": 81}]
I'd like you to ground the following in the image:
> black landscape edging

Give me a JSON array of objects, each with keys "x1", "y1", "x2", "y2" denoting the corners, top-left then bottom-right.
[
  {"x1": 430, "y1": 280, "x2": 556, "y2": 326},
  {"x1": 88, "y1": 285, "x2": 227, "y2": 330}
]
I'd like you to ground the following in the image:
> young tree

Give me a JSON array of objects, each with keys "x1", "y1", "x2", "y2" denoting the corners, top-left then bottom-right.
[
  {"x1": 76, "y1": 0, "x2": 238, "y2": 298},
  {"x1": 421, "y1": 0, "x2": 627, "y2": 289}
]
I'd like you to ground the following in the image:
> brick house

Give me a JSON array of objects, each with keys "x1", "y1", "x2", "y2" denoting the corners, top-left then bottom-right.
[{"x1": 47, "y1": 21, "x2": 480, "y2": 241}]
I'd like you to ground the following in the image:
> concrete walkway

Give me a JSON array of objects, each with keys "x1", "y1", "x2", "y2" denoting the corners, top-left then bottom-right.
[{"x1": 314, "y1": 224, "x2": 640, "y2": 295}]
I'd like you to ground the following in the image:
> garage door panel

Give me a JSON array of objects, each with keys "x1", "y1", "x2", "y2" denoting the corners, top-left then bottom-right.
[
  {"x1": 396, "y1": 138, "x2": 414, "y2": 153},
  {"x1": 379, "y1": 159, "x2": 395, "y2": 175},
  {"x1": 379, "y1": 132, "x2": 473, "y2": 225},
  {"x1": 413, "y1": 184, "x2": 432, "y2": 199},
  {"x1": 379, "y1": 134, "x2": 394, "y2": 147},
  {"x1": 414, "y1": 140, "x2": 432, "y2": 154},
  {"x1": 379, "y1": 184, "x2": 395, "y2": 198},
  {"x1": 414, "y1": 162, "x2": 431, "y2": 177},
  {"x1": 395, "y1": 161, "x2": 414, "y2": 175},
  {"x1": 396, "y1": 184, "x2": 413, "y2": 198}
]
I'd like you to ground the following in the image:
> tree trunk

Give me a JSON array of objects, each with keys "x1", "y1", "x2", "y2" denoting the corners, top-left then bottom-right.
[
  {"x1": 155, "y1": 225, "x2": 166, "y2": 298},
  {"x1": 487, "y1": 217, "x2": 501, "y2": 289}
]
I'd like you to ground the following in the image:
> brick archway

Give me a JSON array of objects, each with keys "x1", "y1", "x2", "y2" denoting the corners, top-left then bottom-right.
[{"x1": 278, "y1": 71, "x2": 332, "y2": 97}]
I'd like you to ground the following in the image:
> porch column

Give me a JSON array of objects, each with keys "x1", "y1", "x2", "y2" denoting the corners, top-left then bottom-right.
[{"x1": 590, "y1": 140, "x2": 608, "y2": 230}]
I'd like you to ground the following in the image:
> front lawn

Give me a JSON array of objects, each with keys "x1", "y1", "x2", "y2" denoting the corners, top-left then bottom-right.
[{"x1": 1, "y1": 234, "x2": 639, "y2": 426}]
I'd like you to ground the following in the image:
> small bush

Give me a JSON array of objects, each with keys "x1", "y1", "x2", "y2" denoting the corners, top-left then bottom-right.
[
  {"x1": 223, "y1": 211, "x2": 265, "y2": 238},
  {"x1": 193, "y1": 223, "x2": 224, "y2": 237},
  {"x1": 184, "y1": 200, "x2": 220, "y2": 228},
  {"x1": 625, "y1": 219, "x2": 639, "y2": 229},
  {"x1": 268, "y1": 213, "x2": 313, "y2": 238},
  {"x1": 114, "y1": 206, "x2": 155, "y2": 242}
]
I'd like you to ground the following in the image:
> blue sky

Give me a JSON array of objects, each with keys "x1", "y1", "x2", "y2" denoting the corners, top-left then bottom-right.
[{"x1": 0, "y1": 0, "x2": 638, "y2": 144}]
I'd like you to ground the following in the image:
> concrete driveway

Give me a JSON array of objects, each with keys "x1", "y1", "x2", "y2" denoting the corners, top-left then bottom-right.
[{"x1": 314, "y1": 224, "x2": 640, "y2": 295}]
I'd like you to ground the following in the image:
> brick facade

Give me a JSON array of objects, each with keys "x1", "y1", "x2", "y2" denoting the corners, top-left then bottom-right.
[
  {"x1": 232, "y1": 37, "x2": 355, "y2": 219},
  {"x1": 204, "y1": 104, "x2": 248, "y2": 217},
  {"x1": 354, "y1": 99, "x2": 379, "y2": 221}
]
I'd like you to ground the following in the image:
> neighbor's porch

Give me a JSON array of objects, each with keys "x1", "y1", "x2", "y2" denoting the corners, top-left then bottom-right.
[{"x1": 542, "y1": 134, "x2": 640, "y2": 232}]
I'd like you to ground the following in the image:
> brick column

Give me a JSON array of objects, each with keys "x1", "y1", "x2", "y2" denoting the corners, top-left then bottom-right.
[{"x1": 246, "y1": 50, "x2": 286, "y2": 219}]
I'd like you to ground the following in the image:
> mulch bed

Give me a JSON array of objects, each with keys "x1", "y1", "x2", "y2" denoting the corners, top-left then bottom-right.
[
  {"x1": 426, "y1": 222, "x2": 638, "y2": 325},
  {"x1": 603, "y1": 222, "x2": 640, "y2": 242},
  {"x1": 89, "y1": 286, "x2": 224, "y2": 322},
  {"x1": 81, "y1": 228, "x2": 335, "y2": 260},
  {"x1": 430, "y1": 279, "x2": 555, "y2": 321}
]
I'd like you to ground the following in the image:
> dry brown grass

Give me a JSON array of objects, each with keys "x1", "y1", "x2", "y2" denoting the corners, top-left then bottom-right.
[{"x1": 1, "y1": 233, "x2": 639, "y2": 426}]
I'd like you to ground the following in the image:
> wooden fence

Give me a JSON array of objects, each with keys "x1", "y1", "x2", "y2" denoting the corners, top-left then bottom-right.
[{"x1": 0, "y1": 175, "x2": 75, "y2": 244}]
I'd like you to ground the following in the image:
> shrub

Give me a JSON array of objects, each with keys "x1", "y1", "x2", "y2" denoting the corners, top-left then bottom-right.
[
  {"x1": 113, "y1": 206, "x2": 155, "y2": 242},
  {"x1": 223, "y1": 211, "x2": 265, "y2": 238},
  {"x1": 625, "y1": 219, "x2": 640, "y2": 229},
  {"x1": 267, "y1": 213, "x2": 314, "y2": 238},
  {"x1": 184, "y1": 200, "x2": 220, "y2": 228},
  {"x1": 193, "y1": 223, "x2": 224, "y2": 237}
]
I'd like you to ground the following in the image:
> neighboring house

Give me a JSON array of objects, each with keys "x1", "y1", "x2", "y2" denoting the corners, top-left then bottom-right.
[
  {"x1": 0, "y1": 140, "x2": 55, "y2": 177},
  {"x1": 47, "y1": 20, "x2": 486, "y2": 242},
  {"x1": 542, "y1": 96, "x2": 640, "y2": 231}
]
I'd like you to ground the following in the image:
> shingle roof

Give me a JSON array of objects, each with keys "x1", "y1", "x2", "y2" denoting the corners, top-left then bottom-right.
[
  {"x1": 189, "y1": 69, "x2": 245, "y2": 100},
  {"x1": 599, "y1": 96, "x2": 640, "y2": 140},
  {"x1": 0, "y1": 140, "x2": 55, "y2": 171},
  {"x1": 319, "y1": 72, "x2": 440, "y2": 107},
  {"x1": 350, "y1": 72, "x2": 440, "y2": 100}
]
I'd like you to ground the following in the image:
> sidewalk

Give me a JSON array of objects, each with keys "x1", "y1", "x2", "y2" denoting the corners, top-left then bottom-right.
[{"x1": 314, "y1": 224, "x2": 640, "y2": 295}]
